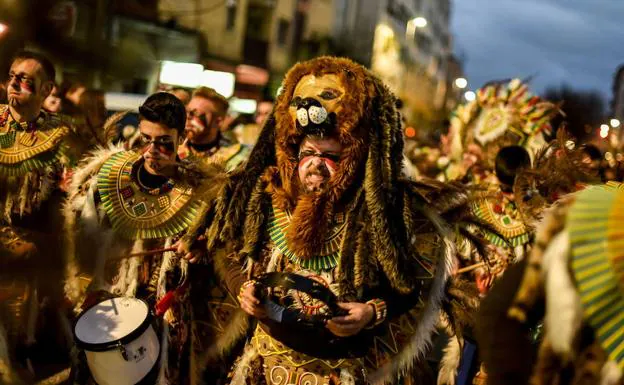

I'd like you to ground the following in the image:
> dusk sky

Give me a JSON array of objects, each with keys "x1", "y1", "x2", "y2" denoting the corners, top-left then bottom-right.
[{"x1": 451, "y1": 0, "x2": 624, "y2": 101}]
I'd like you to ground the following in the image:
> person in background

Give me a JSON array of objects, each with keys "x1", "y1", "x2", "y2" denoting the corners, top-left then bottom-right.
[
  {"x1": 42, "y1": 83, "x2": 61, "y2": 113},
  {"x1": 168, "y1": 87, "x2": 191, "y2": 105},
  {"x1": 75, "y1": 89, "x2": 107, "y2": 147},
  {"x1": 179, "y1": 86, "x2": 249, "y2": 170},
  {"x1": 232, "y1": 97, "x2": 274, "y2": 146},
  {"x1": 0, "y1": 82, "x2": 7, "y2": 104},
  {"x1": 254, "y1": 97, "x2": 273, "y2": 127},
  {"x1": 62, "y1": 81, "x2": 85, "y2": 107}
]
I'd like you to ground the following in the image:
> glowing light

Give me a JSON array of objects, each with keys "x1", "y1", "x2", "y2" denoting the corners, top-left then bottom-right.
[
  {"x1": 454, "y1": 78, "x2": 468, "y2": 89},
  {"x1": 611, "y1": 118, "x2": 621, "y2": 128},
  {"x1": 159, "y1": 61, "x2": 204, "y2": 88},
  {"x1": 600, "y1": 124, "x2": 610, "y2": 138},
  {"x1": 0, "y1": 23, "x2": 7, "y2": 35},
  {"x1": 229, "y1": 98, "x2": 257, "y2": 114},
  {"x1": 464, "y1": 91, "x2": 476, "y2": 101},
  {"x1": 411, "y1": 17, "x2": 428, "y2": 28},
  {"x1": 199, "y1": 70, "x2": 235, "y2": 98},
  {"x1": 376, "y1": 23, "x2": 395, "y2": 40},
  {"x1": 405, "y1": 126, "x2": 417, "y2": 138}
]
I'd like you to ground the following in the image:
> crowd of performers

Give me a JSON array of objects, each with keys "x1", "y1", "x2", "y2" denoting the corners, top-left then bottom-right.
[{"x1": 1, "y1": 50, "x2": 624, "y2": 385}]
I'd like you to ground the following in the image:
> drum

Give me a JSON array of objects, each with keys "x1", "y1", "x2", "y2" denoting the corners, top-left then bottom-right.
[{"x1": 74, "y1": 297, "x2": 160, "y2": 385}]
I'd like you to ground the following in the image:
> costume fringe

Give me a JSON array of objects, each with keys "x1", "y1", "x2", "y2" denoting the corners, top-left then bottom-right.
[
  {"x1": 0, "y1": 320, "x2": 19, "y2": 385},
  {"x1": 229, "y1": 347, "x2": 258, "y2": 385},
  {"x1": 437, "y1": 336, "x2": 461, "y2": 385},
  {"x1": 508, "y1": 200, "x2": 571, "y2": 322},
  {"x1": 369, "y1": 206, "x2": 455, "y2": 385},
  {"x1": 63, "y1": 144, "x2": 125, "y2": 306}
]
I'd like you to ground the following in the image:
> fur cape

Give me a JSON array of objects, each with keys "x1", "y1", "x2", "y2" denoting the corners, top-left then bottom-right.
[{"x1": 183, "y1": 57, "x2": 488, "y2": 384}]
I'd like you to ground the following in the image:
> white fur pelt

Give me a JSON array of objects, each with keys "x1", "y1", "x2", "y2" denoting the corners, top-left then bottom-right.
[
  {"x1": 63, "y1": 144, "x2": 125, "y2": 306},
  {"x1": 437, "y1": 335, "x2": 462, "y2": 385},
  {"x1": 229, "y1": 347, "x2": 258, "y2": 385},
  {"x1": 601, "y1": 360, "x2": 623, "y2": 385},
  {"x1": 542, "y1": 229, "x2": 582, "y2": 359},
  {"x1": 109, "y1": 240, "x2": 143, "y2": 297},
  {"x1": 369, "y1": 207, "x2": 456, "y2": 385}
]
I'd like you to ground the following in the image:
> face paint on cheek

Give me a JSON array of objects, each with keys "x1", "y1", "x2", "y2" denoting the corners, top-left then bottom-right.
[
  {"x1": 19, "y1": 81, "x2": 34, "y2": 95},
  {"x1": 298, "y1": 156, "x2": 338, "y2": 177},
  {"x1": 156, "y1": 143, "x2": 175, "y2": 156}
]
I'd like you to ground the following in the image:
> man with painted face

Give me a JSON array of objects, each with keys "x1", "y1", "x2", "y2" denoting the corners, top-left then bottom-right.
[
  {"x1": 178, "y1": 57, "x2": 483, "y2": 384},
  {"x1": 63, "y1": 92, "x2": 218, "y2": 384},
  {"x1": 178, "y1": 86, "x2": 249, "y2": 171},
  {"x1": 0, "y1": 51, "x2": 81, "y2": 382}
]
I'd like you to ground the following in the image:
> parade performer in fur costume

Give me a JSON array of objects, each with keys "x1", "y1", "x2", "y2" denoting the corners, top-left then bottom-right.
[
  {"x1": 0, "y1": 51, "x2": 81, "y2": 383},
  {"x1": 178, "y1": 56, "x2": 485, "y2": 385},
  {"x1": 64, "y1": 92, "x2": 221, "y2": 383},
  {"x1": 476, "y1": 183, "x2": 624, "y2": 385}
]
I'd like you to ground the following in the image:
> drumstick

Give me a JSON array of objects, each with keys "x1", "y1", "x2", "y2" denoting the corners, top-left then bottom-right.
[
  {"x1": 126, "y1": 247, "x2": 178, "y2": 258},
  {"x1": 456, "y1": 261, "x2": 486, "y2": 274}
]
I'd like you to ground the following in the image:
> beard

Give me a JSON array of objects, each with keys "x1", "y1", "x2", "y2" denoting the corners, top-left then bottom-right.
[{"x1": 300, "y1": 162, "x2": 331, "y2": 193}]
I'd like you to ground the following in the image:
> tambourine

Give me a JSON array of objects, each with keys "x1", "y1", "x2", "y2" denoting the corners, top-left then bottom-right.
[{"x1": 253, "y1": 272, "x2": 348, "y2": 328}]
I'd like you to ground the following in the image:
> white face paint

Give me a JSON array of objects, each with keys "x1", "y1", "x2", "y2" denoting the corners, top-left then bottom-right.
[{"x1": 297, "y1": 136, "x2": 342, "y2": 193}]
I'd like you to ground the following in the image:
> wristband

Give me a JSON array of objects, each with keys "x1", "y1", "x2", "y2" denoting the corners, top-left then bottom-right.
[{"x1": 365, "y1": 298, "x2": 387, "y2": 328}]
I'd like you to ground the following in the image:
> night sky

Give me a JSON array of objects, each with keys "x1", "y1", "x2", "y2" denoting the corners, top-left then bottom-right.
[{"x1": 451, "y1": 0, "x2": 624, "y2": 100}]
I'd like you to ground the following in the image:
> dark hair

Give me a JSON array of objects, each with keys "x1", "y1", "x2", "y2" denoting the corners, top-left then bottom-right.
[
  {"x1": 139, "y1": 92, "x2": 186, "y2": 134},
  {"x1": 581, "y1": 144, "x2": 602, "y2": 161},
  {"x1": 79, "y1": 89, "x2": 107, "y2": 132},
  {"x1": 495, "y1": 145, "x2": 531, "y2": 189},
  {"x1": 12, "y1": 51, "x2": 56, "y2": 82}
]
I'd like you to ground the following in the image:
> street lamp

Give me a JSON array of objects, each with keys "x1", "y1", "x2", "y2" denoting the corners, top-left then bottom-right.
[
  {"x1": 406, "y1": 17, "x2": 427, "y2": 40},
  {"x1": 464, "y1": 91, "x2": 476, "y2": 101},
  {"x1": 454, "y1": 77, "x2": 467, "y2": 89},
  {"x1": 411, "y1": 17, "x2": 428, "y2": 28},
  {"x1": 611, "y1": 118, "x2": 621, "y2": 128}
]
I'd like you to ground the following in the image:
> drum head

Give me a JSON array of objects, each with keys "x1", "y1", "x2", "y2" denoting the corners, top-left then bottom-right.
[{"x1": 75, "y1": 297, "x2": 150, "y2": 349}]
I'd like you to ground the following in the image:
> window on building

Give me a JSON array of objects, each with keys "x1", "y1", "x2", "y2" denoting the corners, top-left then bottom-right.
[
  {"x1": 277, "y1": 19, "x2": 290, "y2": 46},
  {"x1": 226, "y1": 2, "x2": 237, "y2": 31}
]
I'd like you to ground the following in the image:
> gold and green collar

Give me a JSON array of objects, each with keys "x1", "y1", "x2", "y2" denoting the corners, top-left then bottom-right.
[
  {"x1": 0, "y1": 105, "x2": 70, "y2": 177},
  {"x1": 268, "y1": 203, "x2": 346, "y2": 272},
  {"x1": 97, "y1": 151, "x2": 201, "y2": 240}
]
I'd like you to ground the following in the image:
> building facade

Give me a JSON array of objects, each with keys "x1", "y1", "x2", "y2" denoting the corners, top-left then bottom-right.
[
  {"x1": 158, "y1": 0, "x2": 337, "y2": 99},
  {"x1": 332, "y1": 0, "x2": 460, "y2": 136}
]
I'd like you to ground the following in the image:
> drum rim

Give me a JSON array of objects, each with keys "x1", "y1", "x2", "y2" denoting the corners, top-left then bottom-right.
[{"x1": 73, "y1": 297, "x2": 154, "y2": 352}]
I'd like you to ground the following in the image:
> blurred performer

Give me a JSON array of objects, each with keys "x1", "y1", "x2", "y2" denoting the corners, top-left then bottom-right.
[
  {"x1": 179, "y1": 86, "x2": 249, "y2": 170},
  {"x1": 441, "y1": 80, "x2": 561, "y2": 285},
  {"x1": 477, "y1": 183, "x2": 624, "y2": 385},
  {"x1": 254, "y1": 97, "x2": 273, "y2": 127},
  {"x1": 436, "y1": 80, "x2": 597, "y2": 385},
  {"x1": 0, "y1": 51, "x2": 80, "y2": 383},
  {"x1": 42, "y1": 83, "x2": 61, "y2": 113},
  {"x1": 179, "y1": 57, "x2": 484, "y2": 385},
  {"x1": 64, "y1": 92, "x2": 218, "y2": 383},
  {"x1": 233, "y1": 97, "x2": 274, "y2": 146},
  {"x1": 169, "y1": 87, "x2": 191, "y2": 105}
]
